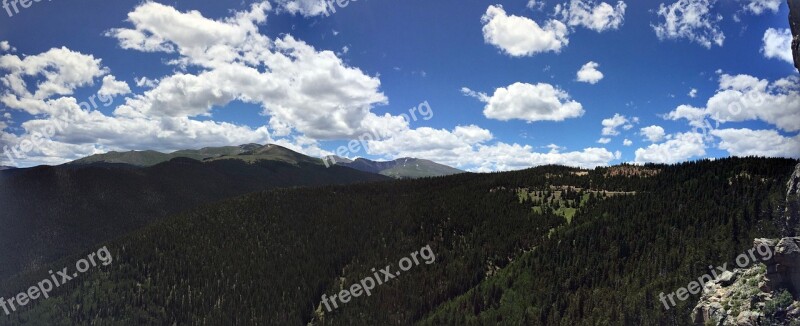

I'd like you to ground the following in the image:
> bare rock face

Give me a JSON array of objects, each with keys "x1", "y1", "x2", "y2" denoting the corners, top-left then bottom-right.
[
  {"x1": 791, "y1": 0, "x2": 800, "y2": 73},
  {"x1": 787, "y1": 163, "x2": 800, "y2": 236},
  {"x1": 782, "y1": 163, "x2": 800, "y2": 237},
  {"x1": 760, "y1": 238, "x2": 800, "y2": 297}
]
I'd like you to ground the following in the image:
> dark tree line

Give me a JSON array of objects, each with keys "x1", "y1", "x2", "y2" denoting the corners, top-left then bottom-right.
[{"x1": 0, "y1": 157, "x2": 796, "y2": 325}]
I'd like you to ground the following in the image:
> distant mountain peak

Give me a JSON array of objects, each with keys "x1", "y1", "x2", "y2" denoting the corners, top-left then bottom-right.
[
  {"x1": 69, "y1": 143, "x2": 329, "y2": 168},
  {"x1": 334, "y1": 157, "x2": 463, "y2": 179}
]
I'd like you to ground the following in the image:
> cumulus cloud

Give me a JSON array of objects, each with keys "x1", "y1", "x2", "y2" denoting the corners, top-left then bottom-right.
[
  {"x1": 597, "y1": 137, "x2": 611, "y2": 144},
  {"x1": 762, "y1": 28, "x2": 794, "y2": 65},
  {"x1": 640, "y1": 125, "x2": 666, "y2": 142},
  {"x1": 689, "y1": 88, "x2": 698, "y2": 98},
  {"x1": 634, "y1": 132, "x2": 706, "y2": 164},
  {"x1": 481, "y1": 5, "x2": 569, "y2": 57},
  {"x1": 366, "y1": 125, "x2": 616, "y2": 171},
  {"x1": 601, "y1": 113, "x2": 631, "y2": 136},
  {"x1": 577, "y1": 61, "x2": 604, "y2": 84},
  {"x1": 652, "y1": 0, "x2": 725, "y2": 48},
  {"x1": 711, "y1": 128, "x2": 800, "y2": 158},
  {"x1": 557, "y1": 0, "x2": 627, "y2": 32},
  {"x1": 0, "y1": 47, "x2": 107, "y2": 111},
  {"x1": 464, "y1": 82, "x2": 584, "y2": 122},
  {"x1": 98, "y1": 75, "x2": 131, "y2": 97},
  {"x1": 105, "y1": 1, "x2": 393, "y2": 140},
  {"x1": 623, "y1": 138, "x2": 633, "y2": 146},
  {"x1": 665, "y1": 74, "x2": 800, "y2": 132}
]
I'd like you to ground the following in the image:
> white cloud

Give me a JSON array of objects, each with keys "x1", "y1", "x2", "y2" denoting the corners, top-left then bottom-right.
[
  {"x1": 666, "y1": 74, "x2": 800, "y2": 132},
  {"x1": 460, "y1": 87, "x2": 489, "y2": 102},
  {"x1": 741, "y1": 0, "x2": 782, "y2": 15},
  {"x1": 623, "y1": 138, "x2": 633, "y2": 146},
  {"x1": 0, "y1": 41, "x2": 15, "y2": 52},
  {"x1": 453, "y1": 125, "x2": 494, "y2": 144},
  {"x1": 557, "y1": 0, "x2": 627, "y2": 32},
  {"x1": 711, "y1": 128, "x2": 800, "y2": 158},
  {"x1": 689, "y1": 88, "x2": 698, "y2": 98},
  {"x1": 577, "y1": 61, "x2": 604, "y2": 84},
  {"x1": 106, "y1": 1, "x2": 392, "y2": 140},
  {"x1": 762, "y1": 28, "x2": 794, "y2": 65},
  {"x1": 134, "y1": 77, "x2": 158, "y2": 88},
  {"x1": 467, "y1": 82, "x2": 584, "y2": 122},
  {"x1": 640, "y1": 125, "x2": 666, "y2": 142},
  {"x1": 0, "y1": 47, "x2": 107, "y2": 112},
  {"x1": 527, "y1": 0, "x2": 546, "y2": 11},
  {"x1": 98, "y1": 75, "x2": 131, "y2": 97},
  {"x1": 273, "y1": 0, "x2": 330, "y2": 17},
  {"x1": 652, "y1": 0, "x2": 725, "y2": 49},
  {"x1": 597, "y1": 137, "x2": 611, "y2": 144},
  {"x1": 366, "y1": 125, "x2": 616, "y2": 171},
  {"x1": 481, "y1": 5, "x2": 569, "y2": 57},
  {"x1": 601, "y1": 113, "x2": 629, "y2": 136},
  {"x1": 634, "y1": 132, "x2": 706, "y2": 163}
]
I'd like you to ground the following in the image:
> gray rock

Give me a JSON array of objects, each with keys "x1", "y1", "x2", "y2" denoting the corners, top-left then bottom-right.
[
  {"x1": 719, "y1": 271, "x2": 738, "y2": 286},
  {"x1": 735, "y1": 311, "x2": 761, "y2": 326},
  {"x1": 787, "y1": 164, "x2": 800, "y2": 236}
]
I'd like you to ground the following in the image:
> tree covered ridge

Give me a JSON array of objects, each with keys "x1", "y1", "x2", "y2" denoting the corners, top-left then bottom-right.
[{"x1": 0, "y1": 157, "x2": 796, "y2": 325}]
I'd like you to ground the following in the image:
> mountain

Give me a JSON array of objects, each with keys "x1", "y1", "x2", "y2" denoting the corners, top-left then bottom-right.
[
  {"x1": 0, "y1": 166, "x2": 14, "y2": 170},
  {"x1": 4, "y1": 157, "x2": 796, "y2": 325},
  {"x1": 0, "y1": 147, "x2": 390, "y2": 281},
  {"x1": 71, "y1": 145, "x2": 462, "y2": 179},
  {"x1": 69, "y1": 143, "x2": 264, "y2": 167},
  {"x1": 206, "y1": 144, "x2": 323, "y2": 165},
  {"x1": 335, "y1": 157, "x2": 463, "y2": 178}
]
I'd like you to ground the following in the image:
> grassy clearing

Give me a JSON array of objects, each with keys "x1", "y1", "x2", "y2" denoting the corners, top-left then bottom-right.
[{"x1": 517, "y1": 186, "x2": 634, "y2": 223}]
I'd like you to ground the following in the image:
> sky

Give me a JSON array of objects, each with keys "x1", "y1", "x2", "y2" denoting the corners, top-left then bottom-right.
[{"x1": 0, "y1": 0, "x2": 797, "y2": 172}]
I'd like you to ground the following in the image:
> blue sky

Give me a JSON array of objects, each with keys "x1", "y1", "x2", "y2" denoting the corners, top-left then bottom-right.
[{"x1": 0, "y1": 0, "x2": 797, "y2": 171}]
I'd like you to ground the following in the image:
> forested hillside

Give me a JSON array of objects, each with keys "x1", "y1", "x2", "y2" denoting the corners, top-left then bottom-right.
[
  {"x1": 0, "y1": 158, "x2": 389, "y2": 282},
  {"x1": 0, "y1": 157, "x2": 795, "y2": 325}
]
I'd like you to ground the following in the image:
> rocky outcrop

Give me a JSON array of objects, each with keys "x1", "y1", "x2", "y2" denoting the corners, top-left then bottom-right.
[
  {"x1": 787, "y1": 163, "x2": 800, "y2": 236},
  {"x1": 692, "y1": 266, "x2": 769, "y2": 325},
  {"x1": 692, "y1": 238, "x2": 800, "y2": 325},
  {"x1": 791, "y1": 0, "x2": 800, "y2": 73},
  {"x1": 758, "y1": 238, "x2": 800, "y2": 297}
]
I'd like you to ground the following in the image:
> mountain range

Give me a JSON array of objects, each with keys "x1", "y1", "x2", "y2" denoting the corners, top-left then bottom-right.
[
  {"x1": 70, "y1": 144, "x2": 462, "y2": 179},
  {"x1": 0, "y1": 148, "x2": 391, "y2": 281}
]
